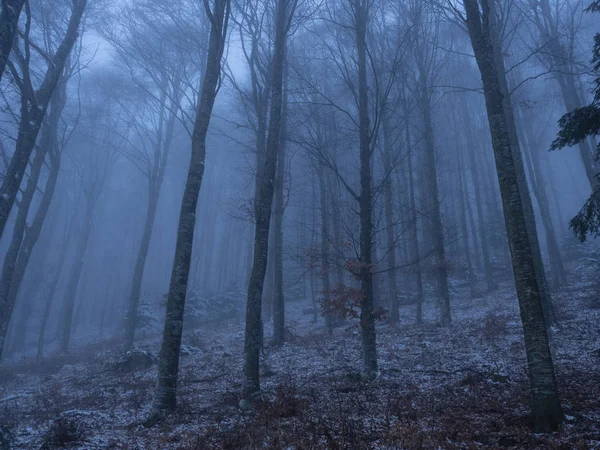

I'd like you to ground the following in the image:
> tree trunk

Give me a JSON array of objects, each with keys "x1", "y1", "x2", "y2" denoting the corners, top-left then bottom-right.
[
  {"x1": 0, "y1": 73, "x2": 66, "y2": 358},
  {"x1": 60, "y1": 195, "x2": 95, "y2": 353},
  {"x1": 147, "y1": 0, "x2": 229, "y2": 422},
  {"x1": 0, "y1": 0, "x2": 24, "y2": 82},
  {"x1": 518, "y1": 111, "x2": 566, "y2": 290},
  {"x1": 0, "y1": 0, "x2": 86, "y2": 241},
  {"x1": 463, "y1": 105, "x2": 497, "y2": 291},
  {"x1": 462, "y1": 0, "x2": 564, "y2": 432},
  {"x1": 420, "y1": 78, "x2": 451, "y2": 326},
  {"x1": 317, "y1": 162, "x2": 333, "y2": 334},
  {"x1": 124, "y1": 89, "x2": 176, "y2": 349},
  {"x1": 404, "y1": 120, "x2": 424, "y2": 324},
  {"x1": 457, "y1": 150, "x2": 476, "y2": 298},
  {"x1": 354, "y1": 0, "x2": 377, "y2": 376},
  {"x1": 243, "y1": 0, "x2": 290, "y2": 397},
  {"x1": 272, "y1": 71, "x2": 288, "y2": 345},
  {"x1": 382, "y1": 113, "x2": 399, "y2": 322}
]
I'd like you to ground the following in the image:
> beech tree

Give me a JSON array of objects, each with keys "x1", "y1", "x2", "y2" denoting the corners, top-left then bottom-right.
[
  {"x1": 0, "y1": 0, "x2": 25, "y2": 81},
  {"x1": 0, "y1": 0, "x2": 87, "y2": 242},
  {"x1": 146, "y1": 0, "x2": 230, "y2": 423},
  {"x1": 461, "y1": 0, "x2": 564, "y2": 432},
  {"x1": 242, "y1": 0, "x2": 297, "y2": 399}
]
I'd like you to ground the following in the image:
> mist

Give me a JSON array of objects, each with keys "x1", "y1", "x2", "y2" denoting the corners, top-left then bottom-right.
[{"x1": 0, "y1": 0, "x2": 599, "y2": 448}]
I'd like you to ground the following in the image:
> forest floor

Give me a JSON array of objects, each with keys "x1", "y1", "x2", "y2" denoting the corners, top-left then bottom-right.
[{"x1": 1, "y1": 259, "x2": 600, "y2": 449}]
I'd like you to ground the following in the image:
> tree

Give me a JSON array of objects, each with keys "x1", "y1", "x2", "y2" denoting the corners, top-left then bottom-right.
[
  {"x1": 0, "y1": 0, "x2": 87, "y2": 242},
  {"x1": 243, "y1": 0, "x2": 297, "y2": 399},
  {"x1": 146, "y1": 0, "x2": 230, "y2": 424},
  {"x1": 461, "y1": 0, "x2": 564, "y2": 432},
  {"x1": 0, "y1": 0, "x2": 25, "y2": 81},
  {"x1": 551, "y1": 0, "x2": 600, "y2": 241}
]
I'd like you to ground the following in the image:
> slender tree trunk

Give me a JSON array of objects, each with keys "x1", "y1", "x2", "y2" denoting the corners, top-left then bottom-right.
[
  {"x1": 382, "y1": 114, "x2": 399, "y2": 322},
  {"x1": 272, "y1": 71, "x2": 288, "y2": 345},
  {"x1": 457, "y1": 150, "x2": 476, "y2": 298},
  {"x1": 243, "y1": 0, "x2": 290, "y2": 397},
  {"x1": 354, "y1": 0, "x2": 377, "y2": 376},
  {"x1": 464, "y1": 106, "x2": 497, "y2": 291},
  {"x1": 124, "y1": 190, "x2": 159, "y2": 348},
  {"x1": 0, "y1": 0, "x2": 25, "y2": 82},
  {"x1": 124, "y1": 86, "x2": 175, "y2": 349},
  {"x1": 0, "y1": 75, "x2": 66, "y2": 358},
  {"x1": 60, "y1": 196, "x2": 95, "y2": 353},
  {"x1": 0, "y1": 0, "x2": 86, "y2": 241},
  {"x1": 405, "y1": 121, "x2": 423, "y2": 324},
  {"x1": 420, "y1": 80, "x2": 451, "y2": 326},
  {"x1": 147, "y1": 0, "x2": 229, "y2": 422},
  {"x1": 462, "y1": 0, "x2": 564, "y2": 432},
  {"x1": 317, "y1": 163, "x2": 333, "y2": 334},
  {"x1": 518, "y1": 109, "x2": 567, "y2": 289}
]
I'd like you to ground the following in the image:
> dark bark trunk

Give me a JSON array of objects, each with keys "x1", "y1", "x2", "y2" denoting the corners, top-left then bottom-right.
[
  {"x1": 0, "y1": 0, "x2": 25, "y2": 81},
  {"x1": 124, "y1": 87, "x2": 176, "y2": 349},
  {"x1": 317, "y1": 163, "x2": 333, "y2": 334},
  {"x1": 0, "y1": 73, "x2": 65, "y2": 358},
  {"x1": 518, "y1": 112, "x2": 566, "y2": 290},
  {"x1": 404, "y1": 120, "x2": 423, "y2": 324},
  {"x1": 243, "y1": 0, "x2": 289, "y2": 397},
  {"x1": 272, "y1": 72, "x2": 288, "y2": 345},
  {"x1": 457, "y1": 150, "x2": 476, "y2": 298},
  {"x1": 60, "y1": 195, "x2": 95, "y2": 353},
  {"x1": 355, "y1": 0, "x2": 377, "y2": 376},
  {"x1": 464, "y1": 105, "x2": 497, "y2": 291},
  {"x1": 462, "y1": 0, "x2": 564, "y2": 432},
  {"x1": 420, "y1": 79, "x2": 451, "y2": 326},
  {"x1": 382, "y1": 114, "x2": 399, "y2": 322},
  {"x1": 147, "y1": 0, "x2": 229, "y2": 422},
  {"x1": 0, "y1": 0, "x2": 86, "y2": 241}
]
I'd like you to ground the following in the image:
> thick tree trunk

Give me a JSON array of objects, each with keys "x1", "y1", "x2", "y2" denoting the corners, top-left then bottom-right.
[
  {"x1": 0, "y1": 0, "x2": 24, "y2": 82},
  {"x1": 486, "y1": 4, "x2": 556, "y2": 326},
  {"x1": 463, "y1": 0, "x2": 564, "y2": 432},
  {"x1": 147, "y1": 0, "x2": 229, "y2": 422},
  {"x1": 0, "y1": 0, "x2": 86, "y2": 241}
]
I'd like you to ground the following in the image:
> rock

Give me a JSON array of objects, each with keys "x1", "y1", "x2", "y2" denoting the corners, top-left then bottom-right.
[{"x1": 111, "y1": 348, "x2": 156, "y2": 373}]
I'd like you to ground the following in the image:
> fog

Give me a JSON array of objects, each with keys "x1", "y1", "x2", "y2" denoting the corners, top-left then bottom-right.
[{"x1": 0, "y1": 0, "x2": 599, "y2": 448}]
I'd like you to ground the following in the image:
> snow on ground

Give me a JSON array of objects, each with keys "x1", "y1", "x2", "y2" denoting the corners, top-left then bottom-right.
[{"x1": 1, "y1": 262, "x2": 599, "y2": 449}]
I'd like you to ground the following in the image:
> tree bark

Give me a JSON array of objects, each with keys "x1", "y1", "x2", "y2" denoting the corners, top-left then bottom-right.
[
  {"x1": 419, "y1": 76, "x2": 451, "y2": 326},
  {"x1": 462, "y1": 0, "x2": 564, "y2": 432},
  {"x1": 272, "y1": 69, "x2": 288, "y2": 345},
  {"x1": 124, "y1": 87, "x2": 176, "y2": 349},
  {"x1": 382, "y1": 112, "x2": 399, "y2": 322},
  {"x1": 147, "y1": 0, "x2": 229, "y2": 422},
  {"x1": 0, "y1": 0, "x2": 86, "y2": 241},
  {"x1": 243, "y1": 0, "x2": 291, "y2": 397},
  {"x1": 0, "y1": 0, "x2": 25, "y2": 82}
]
